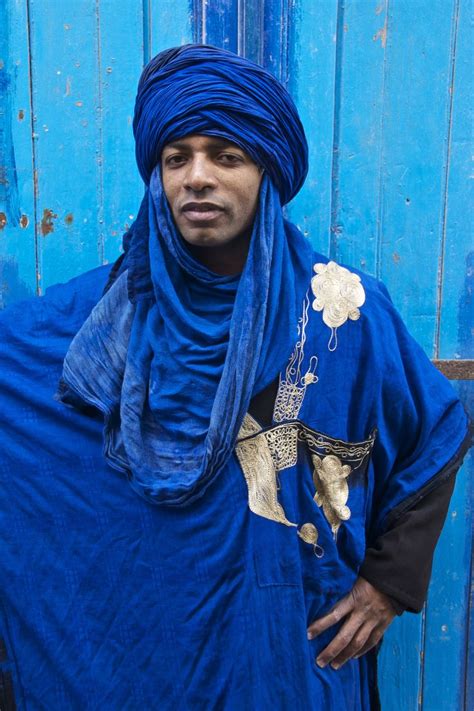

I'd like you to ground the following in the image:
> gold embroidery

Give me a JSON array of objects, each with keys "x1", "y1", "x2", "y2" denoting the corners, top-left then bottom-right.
[
  {"x1": 236, "y1": 416, "x2": 375, "y2": 542},
  {"x1": 273, "y1": 296, "x2": 318, "y2": 422},
  {"x1": 311, "y1": 261, "x2": 366, "y2": 351},
  {"x1": 312, "y1": 454, "x2": 352, "y2": 538},
  {"x1": 297, "y1": 523, "x2": 324, "y2": 558},
  {"x1": 235, "y1": 414, "x2": 297, "y2": 527},
  {"x1": 264, "y1": 424, "x2": 299, "y2": 470},
  {"x1": 300, "y1": 426, "x2": 375, "y2": 469}
]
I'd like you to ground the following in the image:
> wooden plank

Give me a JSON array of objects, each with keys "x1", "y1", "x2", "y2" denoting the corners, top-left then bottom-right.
[
  {"x1": 327, "y1": 0, "x2": 390, "y2": 276},
  {"x1": 149, "y1": 0, "x2": 193, "y2": 56},
  {"x1": 97, "y1": 1, "x2": 145, "y2": 267},
  {"x1": 467, "y1": 531, "x2": 474, "y2": 711},
  {"x1": 437, "y1": 0, "x2": 473, "y2": 363},
  {"x1": 238, "y1": 0, "x2": 263, "y2": 63},
  {"x1": 422, "y1": 432, "x2": 472, "y2": 711},
  {"x1": 423, "y1": 0, "x2": 473, "y2": 706},
  {"x1": 0, "y1": 0, "x2": 36, "y2": 306},
  {"x1": 263, "y1": 0, "x2": 291, "y2": 84},
  {"x1": 285, "y1": 0, "x2": 339, "y2": 256},
  {"x1": 376, "y1": 0, "x2": 458, "y2": 354},
  {"x1": 27, "y1": 0, "x2": 104, "y2": 292},
  {"x1": 378, "y1": 614, "x2": 424, "y2": 711},
  {"x1": 203, "y1": 0, "x2": 239, "y2": 53}
]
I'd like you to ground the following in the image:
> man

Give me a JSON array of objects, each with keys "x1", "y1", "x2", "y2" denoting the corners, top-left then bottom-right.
[{"x1": 0, "y1": 45, "x2": 470, "y2": 710}]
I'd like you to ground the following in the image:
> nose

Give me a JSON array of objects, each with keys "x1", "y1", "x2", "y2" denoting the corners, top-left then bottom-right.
[{"x1": 183, "y1": 155, "x2": 218, "y2": 192}]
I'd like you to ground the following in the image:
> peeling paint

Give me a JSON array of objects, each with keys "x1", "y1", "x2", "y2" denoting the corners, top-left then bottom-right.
[
  {"x1": 0, "y1": 59, "x2": 4, "y2": 70},
  {"x1": 393, "y1": 252, "x2": 401, "y2": 264},
  {"x1": 33, "y1": 169, "x2": 39, "y2": 200},
  {"x1": 40, "y1": 208, "x2": 57, "y2": 236},
  {"x1": 75, "y1": 100, "x2": 83, "y2": 107},
  {"x1": 64, "y1": 23, "x2": 72, "y2": 30},
  {"x1": 0, "y1": 212, "x2": 7, "y2": 230},
  {"x1": 65, "y1": 77, "x2": 71, "y2": 96},
  {"x1": 375, "y1": 3, "x2": 384, "y2": 15},
  {"x1": 65, "y1": 212, "x2": 74, "y2": 225},
  {"x1": 18, "y1": 109, "x2": 25, "y2": 121},
  {"x1": 0, "y1": 47, "x2": 21, "y2": 222},
  {"x1": 19, "y1": 214, "x2": 28, "y2": 228},
  {"x1": 373, "y1": 22, "x2": 387, "y2": 48}
]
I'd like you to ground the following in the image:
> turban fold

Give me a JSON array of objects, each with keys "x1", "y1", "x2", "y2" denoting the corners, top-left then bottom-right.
[{"x1": 133, "y1": 44, "x2": 308, "y2": 205}]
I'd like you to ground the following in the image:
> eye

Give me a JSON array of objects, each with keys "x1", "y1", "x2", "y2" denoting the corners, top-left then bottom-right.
[
  {"x1": 218, "y1": 153, "x2": 243, "y2": 165},
  {"x1": 165, "y1": 154, "x2": 187, "y2": 167}
]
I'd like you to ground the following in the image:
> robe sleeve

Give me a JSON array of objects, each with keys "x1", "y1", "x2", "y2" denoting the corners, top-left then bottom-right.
[
  {"x1": 360, "y1": 426, "x2": 470, "y2": 613},
  {"x1": 364, "y1": 281, "x2": 471, "y2": 543}
]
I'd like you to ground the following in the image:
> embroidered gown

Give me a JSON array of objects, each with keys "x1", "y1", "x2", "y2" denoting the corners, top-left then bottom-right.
[{"x1": 0, "y1": 258, "x2": 469, "y2": 710}]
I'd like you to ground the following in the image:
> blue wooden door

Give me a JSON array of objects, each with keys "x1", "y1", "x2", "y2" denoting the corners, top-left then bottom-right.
[{"x1": 1, "y1": 1, "x2": 472, "y2": 708}]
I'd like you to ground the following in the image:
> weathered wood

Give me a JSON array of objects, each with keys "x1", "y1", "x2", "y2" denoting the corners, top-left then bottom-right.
[
  {"x1": 375, "y1": 0, "x2": 458, "y2": 355},
  {"x1": 286, "y1": 0, "x2": 339, "y2": 256},
  {"x1": 0, "y1": 0, "x2": 36, "y2": 306},
  {"x1": 433, "y1": 360, "x2": 474, "y2": 380},
  {"x1": 149, "y1": 0, "x2": 193, "y2": 57},
  {"x1": 26, "y1": 0, "x2": 104, "y2": 291},
  {"x1": 326, "y1": 0, "x2": 390, "y2": 277},
  {"x1": 98, "y1": 1, "x2": 144, "y2": 266},
  {"x1": 422, "y1": 440, "x2": 472, "y2": 711}
]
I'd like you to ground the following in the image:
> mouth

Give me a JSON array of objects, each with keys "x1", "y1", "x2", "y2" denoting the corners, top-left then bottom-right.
[{"x1": 181, "y1": 202, "x2": 225, "y2": 224}]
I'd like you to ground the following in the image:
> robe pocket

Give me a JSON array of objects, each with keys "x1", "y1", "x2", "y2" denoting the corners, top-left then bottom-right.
[{"x1": 252, "y1": 517, "x2": 300, "y2": 587}]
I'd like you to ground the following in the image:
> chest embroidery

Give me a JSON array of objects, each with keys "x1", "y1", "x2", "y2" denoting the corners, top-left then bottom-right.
[
  {"x1": 312, "y1": 454, "x2": 351, "y2": 538},
  {"x1": 235, "y1": 415, "x2": 376, "y2": 546},
  {"x1": 237, "y1": 264, "x2": 371, "y2": 553},
  {"x1": 311, "y1": 261, "x2": 366, "y2": 351},
  {"x1": 273, "y1": 295, "x2": 318, "y2": 423}
]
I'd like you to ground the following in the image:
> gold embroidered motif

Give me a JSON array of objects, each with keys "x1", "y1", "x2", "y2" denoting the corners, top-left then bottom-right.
[
  {"x1": 311, "y1": 261, "x2": 366, "y2": 351},
  {"x1": 235, "y1": 414, "x2": 297, "y2": 527},
  {"x1": 300, "y1": 426, "x2": 375, "y2": 469},
  {"x1": 312, "y1": 454, "x2": 352, "y2": 538},
  {"x1": 264, "y1": 424, "x2": 299, "y2": 470},
  {"x1": 236, "y1": 415, "x2": 375, "y2": 542},
  {"x1": 273, "y1": 296, "x2": 318, "y2": 422},
  {"x1": 297, "y1": 523, "x2": 324, "y2": 558}
]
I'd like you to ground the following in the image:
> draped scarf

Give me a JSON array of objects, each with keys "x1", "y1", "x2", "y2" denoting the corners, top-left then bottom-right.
[{"x1": 58, "y1": 45, "x2": 314, "y2": 505}]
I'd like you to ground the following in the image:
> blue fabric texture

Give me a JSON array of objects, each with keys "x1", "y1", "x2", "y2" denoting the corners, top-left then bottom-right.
[
  {"x1": 0, "y1": 263, "x2": 469, "y2": 710},
  {"x1": 58, "y1": 45, "x2": 314, "y2": 506}
]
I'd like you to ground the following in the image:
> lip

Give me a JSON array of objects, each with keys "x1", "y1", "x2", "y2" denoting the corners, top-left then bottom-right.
[{"x1": 181, "y1": 202, "x2": 224, "y2": 224}]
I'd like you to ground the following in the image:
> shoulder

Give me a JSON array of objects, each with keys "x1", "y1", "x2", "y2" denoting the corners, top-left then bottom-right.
[
  {"x1": 306, "y1": 254, "x2": 401, "y2": 352},
  {"x1": 0, "y1": 264, "x2": 114, "y2": 368},
  {"x1": 0, "y1": 264, "x2": 113, "y2": 336}
]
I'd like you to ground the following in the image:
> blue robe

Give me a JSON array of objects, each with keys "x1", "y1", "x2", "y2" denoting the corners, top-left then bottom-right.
[{"x1": 0, "y1": 257, "x2": 468, "y2": 710}]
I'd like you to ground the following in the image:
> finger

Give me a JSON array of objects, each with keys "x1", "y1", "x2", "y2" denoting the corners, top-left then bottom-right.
[
  {"x1": 353, "y1": 627, "x2": 385, "y2": 660},
  {"x1": 315, "y1": 614, "x2": 363, "y2": 668},
  {"x1": 307, "y1": 593, "x2": 354, "y2": 639},
  {"x1": 330, "y1": 622, "x2": 373, "y2": 669}
]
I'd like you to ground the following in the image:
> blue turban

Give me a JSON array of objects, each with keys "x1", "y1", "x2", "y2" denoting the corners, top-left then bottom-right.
[
  {"x1": 133, "y1": 44, "x2": 308, "y2": 205},
  {"x1": 59, "y1": 45, "x2": 314, "y2": 505}
]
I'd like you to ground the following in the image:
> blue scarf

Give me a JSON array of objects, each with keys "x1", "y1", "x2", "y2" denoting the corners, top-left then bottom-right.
[{"x1": 58, "y1": 45, "x2": 314, "y2": 505}]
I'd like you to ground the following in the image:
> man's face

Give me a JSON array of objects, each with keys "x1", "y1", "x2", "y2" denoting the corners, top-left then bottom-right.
[{"x1": 161, "y1": 135, "x2": 263, "y2": 250}]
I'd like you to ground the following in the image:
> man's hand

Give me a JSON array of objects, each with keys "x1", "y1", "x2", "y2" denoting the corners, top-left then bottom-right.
[{"x1": 307, "y1": 577, "x2": 396, "y2": 670}]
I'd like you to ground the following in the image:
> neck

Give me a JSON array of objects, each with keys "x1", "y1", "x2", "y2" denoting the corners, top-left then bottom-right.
[{"x1": 186, "y1": 232, "x2": 251, "y2": 276}]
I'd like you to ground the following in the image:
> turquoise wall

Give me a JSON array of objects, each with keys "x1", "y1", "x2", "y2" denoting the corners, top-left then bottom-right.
[{"x1": 0, "y1": 1, "x2": 472, "y2": 708}]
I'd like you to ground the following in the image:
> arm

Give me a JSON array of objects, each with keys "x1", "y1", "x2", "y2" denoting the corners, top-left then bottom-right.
[{"x1": 307, "y1": 432, "x2": 471, "y2": 669}]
